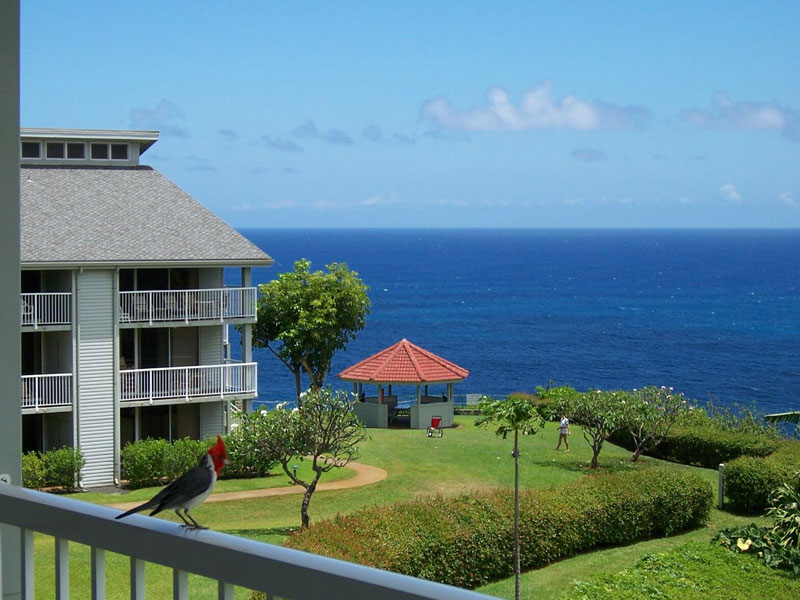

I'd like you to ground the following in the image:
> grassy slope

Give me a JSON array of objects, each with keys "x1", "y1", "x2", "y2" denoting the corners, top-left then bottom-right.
[{"x1": 38, "y1": 417, "x2": 770, "y2": 599}]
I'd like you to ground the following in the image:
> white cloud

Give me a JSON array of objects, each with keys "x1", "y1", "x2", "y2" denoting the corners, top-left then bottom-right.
[
  {"x1": 293, "y1": 120, "x2": 353, "y2": 145},
  {"x1": 420, "y1": 80, "x2": 648, "y2": 132},
  {"x1": 681, "y1": 93, "x2": 800, "y2": 142},
  {"x1": 778, "y1": 192, "x2": 798, "y2": 209},
  {"x1": 130, "y1": 100, "x2": 189, "y2": 138},
  {"x1": 720, "y1": 183, "x2": 742, "y2": 203},
  {"x1": 261, "y1": 136, "x2": 304, "y2": 152}
]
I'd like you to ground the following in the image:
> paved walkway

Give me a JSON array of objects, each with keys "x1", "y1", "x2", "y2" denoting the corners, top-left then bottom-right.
[{"x1": 107, "y1": 461, "x2": 388, "y2": 511}]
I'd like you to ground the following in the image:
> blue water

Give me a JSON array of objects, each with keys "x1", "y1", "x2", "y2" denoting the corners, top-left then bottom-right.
[{"x1": 225, "y1": 229, "x2": 800, "y2": 415}]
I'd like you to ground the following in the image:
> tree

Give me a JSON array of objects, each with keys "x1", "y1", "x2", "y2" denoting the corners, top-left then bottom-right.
[
  {"x1": 562, "y1": 389, "x2": 626, "y2": 469},
  {"x1": 622, "y1": 386, "x2": 691, "y2": 462},
  {"x1": 259, "y1": 387, "x2": 367, "y2": 528},
  {"x1": 475, "y1": 394, "x2": 545, "y2": 600},
  {"x1": 253, "y1": 259, "x2": 370, "y2": 398}
]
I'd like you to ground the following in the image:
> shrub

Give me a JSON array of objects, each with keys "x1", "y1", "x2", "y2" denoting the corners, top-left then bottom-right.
[
  {"x1": 168, "y1": 438, "x2": 210, "y2": 479},
  {"x1": 41, "y1": 447, "x2": 85, "y2": 492},
  {"x1": 223, "y1": 412, "x2": 277, "y2": 479},
  {"x1": 714, "y1": 523, "x2": 800, "y2": 575},
  {"x1": 120, "y1": 439, "x2": 173, "y2": 489},
  {"x1": 725, "y1": 440, "x2": 800, "y2": 511},
  {"x1": 612, "y1": 408, "x2": 781, "y2": 468},
  {"x1": 21, "y1": 452, "x2": 46, "y2": 489},
  {"x1": 285, "y1": 470, "x2": 712, "y2": 589}
]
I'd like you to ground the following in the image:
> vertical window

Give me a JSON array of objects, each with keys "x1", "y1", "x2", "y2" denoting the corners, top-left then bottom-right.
[
  {"x1": 46, "y1": 142, "x2": 65, "y2": 159},
  {"x1": 21, "y1": 141, "x2": 40, "y2": 158},
  {"x1": 91, "y1": 143, "x2": 108, "y2": 159},
  {"x1": 111, "y1": 144, "x2": 129, "y2": 160},
  {"x1": 66, "y1": 142, "x2": 85, "y2": 159}
]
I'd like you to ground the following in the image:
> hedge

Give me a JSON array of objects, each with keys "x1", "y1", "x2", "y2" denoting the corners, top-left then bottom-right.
[
  {"x1": 725, "y1": 440, "x2": 800, "y2": 511},
  {"x1": 610, "y1": 419, "x2": 779, "y2": 469},
  {"x1": 22, "y1": 447, "x2": 85, "y2": 492},
  {"x1": 120, "y1": 433, "x2": 276, "y2": 489},
  {"x1": 285, "y1": 470, "x2": 712, "y2": 589},
  {"x1": 120, "y1": 438, "x2": 210, "y2": 489}
]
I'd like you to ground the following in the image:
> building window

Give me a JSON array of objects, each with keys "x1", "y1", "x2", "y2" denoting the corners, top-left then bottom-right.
[
  {"x1": 91, "y1": 143, "x2": 109, "y2": 159},
  {"x1": 21, "y1": 141, "x2": 40, "y2": 158},
  {"x1": 111, "y1": 144, "x2": 129, "y2": 160},
  {"x1": 67, "y1": 142, "x2": 85, "y2": 159},
  {"x1": 46, "y1": 142, "x2": 65, "y2": 159}
]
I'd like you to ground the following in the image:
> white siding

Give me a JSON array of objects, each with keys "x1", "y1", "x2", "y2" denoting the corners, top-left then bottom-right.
[
  {"x1": 199, "y1": 401, "x2": 225, "y2": 439},
  {"x1": 76, "y1": 269, "x2": 115, "y2": 487},
  {"x1": 198, "y1": 325, "x2": 222, "y2": 366},
  {"x1": 198, "y1": 268, "x2": 222, "y2": 289}
]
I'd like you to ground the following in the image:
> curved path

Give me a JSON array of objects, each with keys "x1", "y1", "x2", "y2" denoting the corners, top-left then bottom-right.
[{"x1": 107, "y1": 461, "x2": 387, "y2": 511}]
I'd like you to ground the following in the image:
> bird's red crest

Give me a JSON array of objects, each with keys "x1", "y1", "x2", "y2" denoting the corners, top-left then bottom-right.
[{"x1": 208, "y1": 435, "x2": 227, "y2": 477}]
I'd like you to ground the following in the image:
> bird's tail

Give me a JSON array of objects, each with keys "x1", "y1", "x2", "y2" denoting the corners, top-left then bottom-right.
[{"x1": 115, "y1": 500, "x2": 156, "y2": 520}]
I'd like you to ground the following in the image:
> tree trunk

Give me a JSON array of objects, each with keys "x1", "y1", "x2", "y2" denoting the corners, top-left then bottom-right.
[
  {"x1": 513, "y1": 429, "x2": 520, "y2": 600},
  {"x1": 293, "y1": 369, "x2": 302, "y2": 401},
  {"x1": 300, "y1": 479, "x2": 317, "y2": 529}
]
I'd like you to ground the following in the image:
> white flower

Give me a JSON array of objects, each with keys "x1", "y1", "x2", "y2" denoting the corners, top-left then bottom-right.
[
  {"x1": 260, "y1": 409, "x2": 268, "y2": 416},
  {"x1": 292, "y1": 407, "x2": 299, "y2": 414}
]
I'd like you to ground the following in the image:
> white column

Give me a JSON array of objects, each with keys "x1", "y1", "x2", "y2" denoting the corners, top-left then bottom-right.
[
  {"x1": 241, "y1": 268, "x2": 253, "y2": 413},
  {"x1": 0, "y1": 4, "x2": 21, "y2": 597}
]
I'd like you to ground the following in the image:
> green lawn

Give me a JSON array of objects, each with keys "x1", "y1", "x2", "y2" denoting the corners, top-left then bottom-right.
[{"x1": 33, "y1": 417, "x2": 774, "y2": 599}]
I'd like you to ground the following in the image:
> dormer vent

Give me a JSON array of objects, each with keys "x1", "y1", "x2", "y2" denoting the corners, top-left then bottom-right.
[{"x1": 20, "y1": 128, "x2": 158, "y2": 167}]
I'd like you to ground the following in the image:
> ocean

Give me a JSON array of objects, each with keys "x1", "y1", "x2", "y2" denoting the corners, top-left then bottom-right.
[{"x1": 226, "y1": 229, "x2": 800, "y2": 416}]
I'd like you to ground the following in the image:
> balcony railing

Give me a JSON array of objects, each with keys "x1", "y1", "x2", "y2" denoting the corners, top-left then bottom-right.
[
  {"x1": 119, "y1": 287, "x2": 257, "y2": 325},
  {"x1": 20, "y1": 292, "x2": 71, "y2": 328},
  {"x1": 0, "y1": 483, "x2": 491, "y2": 599},
  {"x1": 21, "y1": 373, "x2": 72, "y2": 411},
  {"x1": 120, "y1": 363, "x2": 257, "y2": 403}
]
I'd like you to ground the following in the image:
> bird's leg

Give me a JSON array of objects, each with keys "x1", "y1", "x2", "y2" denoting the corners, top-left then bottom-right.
[
  {"x1": 180, "y1": 509, "x2": 207, "y2": 530},
  {"x1": 174, "y1": 509, "x2": 195, "y2": 528}
]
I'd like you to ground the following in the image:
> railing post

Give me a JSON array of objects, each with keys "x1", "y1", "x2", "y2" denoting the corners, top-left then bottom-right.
[
  {"x1": 55, "y1": 537, "x2": 69, "y2": 600},
  {"x1": 130, "y1": 557, "x2": 145, "y2": 600},
  {"x1": 173, "y1": 568, "x2": 188, "y2": 600},
  {"x1": 91, "y1": 546, "x2": 105, "y2": 600},
  {"x1": 21, "y1": 527, "x2": 34, "y2": 600},
  {"x1": 218, "y1": 581, "x2": 234, "y2": 600},
  {"x1": 718, "y1": 463, "x2": 725, "y2": 509}
]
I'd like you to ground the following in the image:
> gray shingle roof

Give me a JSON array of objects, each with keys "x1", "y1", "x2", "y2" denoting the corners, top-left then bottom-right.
[{"x1": 21, "y1": 165, "x2": 273, "y2": 267}]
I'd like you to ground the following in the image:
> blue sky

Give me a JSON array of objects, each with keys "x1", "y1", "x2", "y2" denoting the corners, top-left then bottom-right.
[{"x1": 20, "y1": 1, "x2": 800, "y2": 228}]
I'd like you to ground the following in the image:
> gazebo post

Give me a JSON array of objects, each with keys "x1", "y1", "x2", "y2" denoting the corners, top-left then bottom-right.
[
  {"x1": 416, "y1": 385, "x2": 421, "y2": 404},
  {"x1": 378, "y1": 384, "x2": 383, "y2": 404},
  {"x1": 447, "y1": 382, "x2": 453, "y2": 403}
]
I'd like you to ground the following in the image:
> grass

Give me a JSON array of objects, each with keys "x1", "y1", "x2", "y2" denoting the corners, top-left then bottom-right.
[
  {"x1": 29, "y1": 417, "x2": 781, "y2": 599},
  {"x1": 559, "y1": 541, "x2": 800, "y2": 599}
]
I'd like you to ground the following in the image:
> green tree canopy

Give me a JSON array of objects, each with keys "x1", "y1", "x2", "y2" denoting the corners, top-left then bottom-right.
[
  {"x1": 257, "y1": 388, "x2": 367, "y2": 528},
  {"x1": 253, "y1": 258, "x2": 370, "y2": 398}
]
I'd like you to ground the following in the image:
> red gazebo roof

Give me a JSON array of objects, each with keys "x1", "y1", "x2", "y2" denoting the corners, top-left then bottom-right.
[{"x1": 338, "y1": 339, "x2": 469, "y2": 384}]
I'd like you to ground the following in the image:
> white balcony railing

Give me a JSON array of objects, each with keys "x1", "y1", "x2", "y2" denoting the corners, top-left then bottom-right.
[
  {"x1": 20, "y1": 292, "x2": 71, "y2": 328},
  {"x1": 21, "y1": 373, "x2": 72, "y2": 411},
  {"x1": 0, "y1": 484, "x2": 491, "y2": 599},
  {"x1": 120, "y1": 363, "x2": 257, "y2": 403},
  {"x1": 119, "y1": 287, "x2": 257, "y2": 325}
]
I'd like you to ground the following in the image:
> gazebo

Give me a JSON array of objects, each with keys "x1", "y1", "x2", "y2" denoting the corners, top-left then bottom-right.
[{"x1": 338, "y1": 339, "x2": 469, "y2": 429}]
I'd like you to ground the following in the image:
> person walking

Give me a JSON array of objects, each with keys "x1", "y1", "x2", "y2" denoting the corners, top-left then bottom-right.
[{"x1": 556, "y1": 413, "x2": 570, "y2": 450}]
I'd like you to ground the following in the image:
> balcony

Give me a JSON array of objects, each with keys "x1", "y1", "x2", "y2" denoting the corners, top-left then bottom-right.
[
  {"x1": 21, "y1": 373, "x2": 73, "y2": 413},
  {"x1": 119, "y1": 287, "x2": 257, "y2": 327},
  {"x1": 120, "y1": 362, "x2": 257, "y2": 405},
  {"x1": 0, "y1": 483, "x2": 490, "y2": 599},
  {"x1": 20, "y1": 292, "x2": 72, "y2": 329}
]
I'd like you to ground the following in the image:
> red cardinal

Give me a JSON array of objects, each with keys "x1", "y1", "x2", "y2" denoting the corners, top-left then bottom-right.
[{"x1": 115, "y1": 435, "x2": 228, "y2": 529}]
